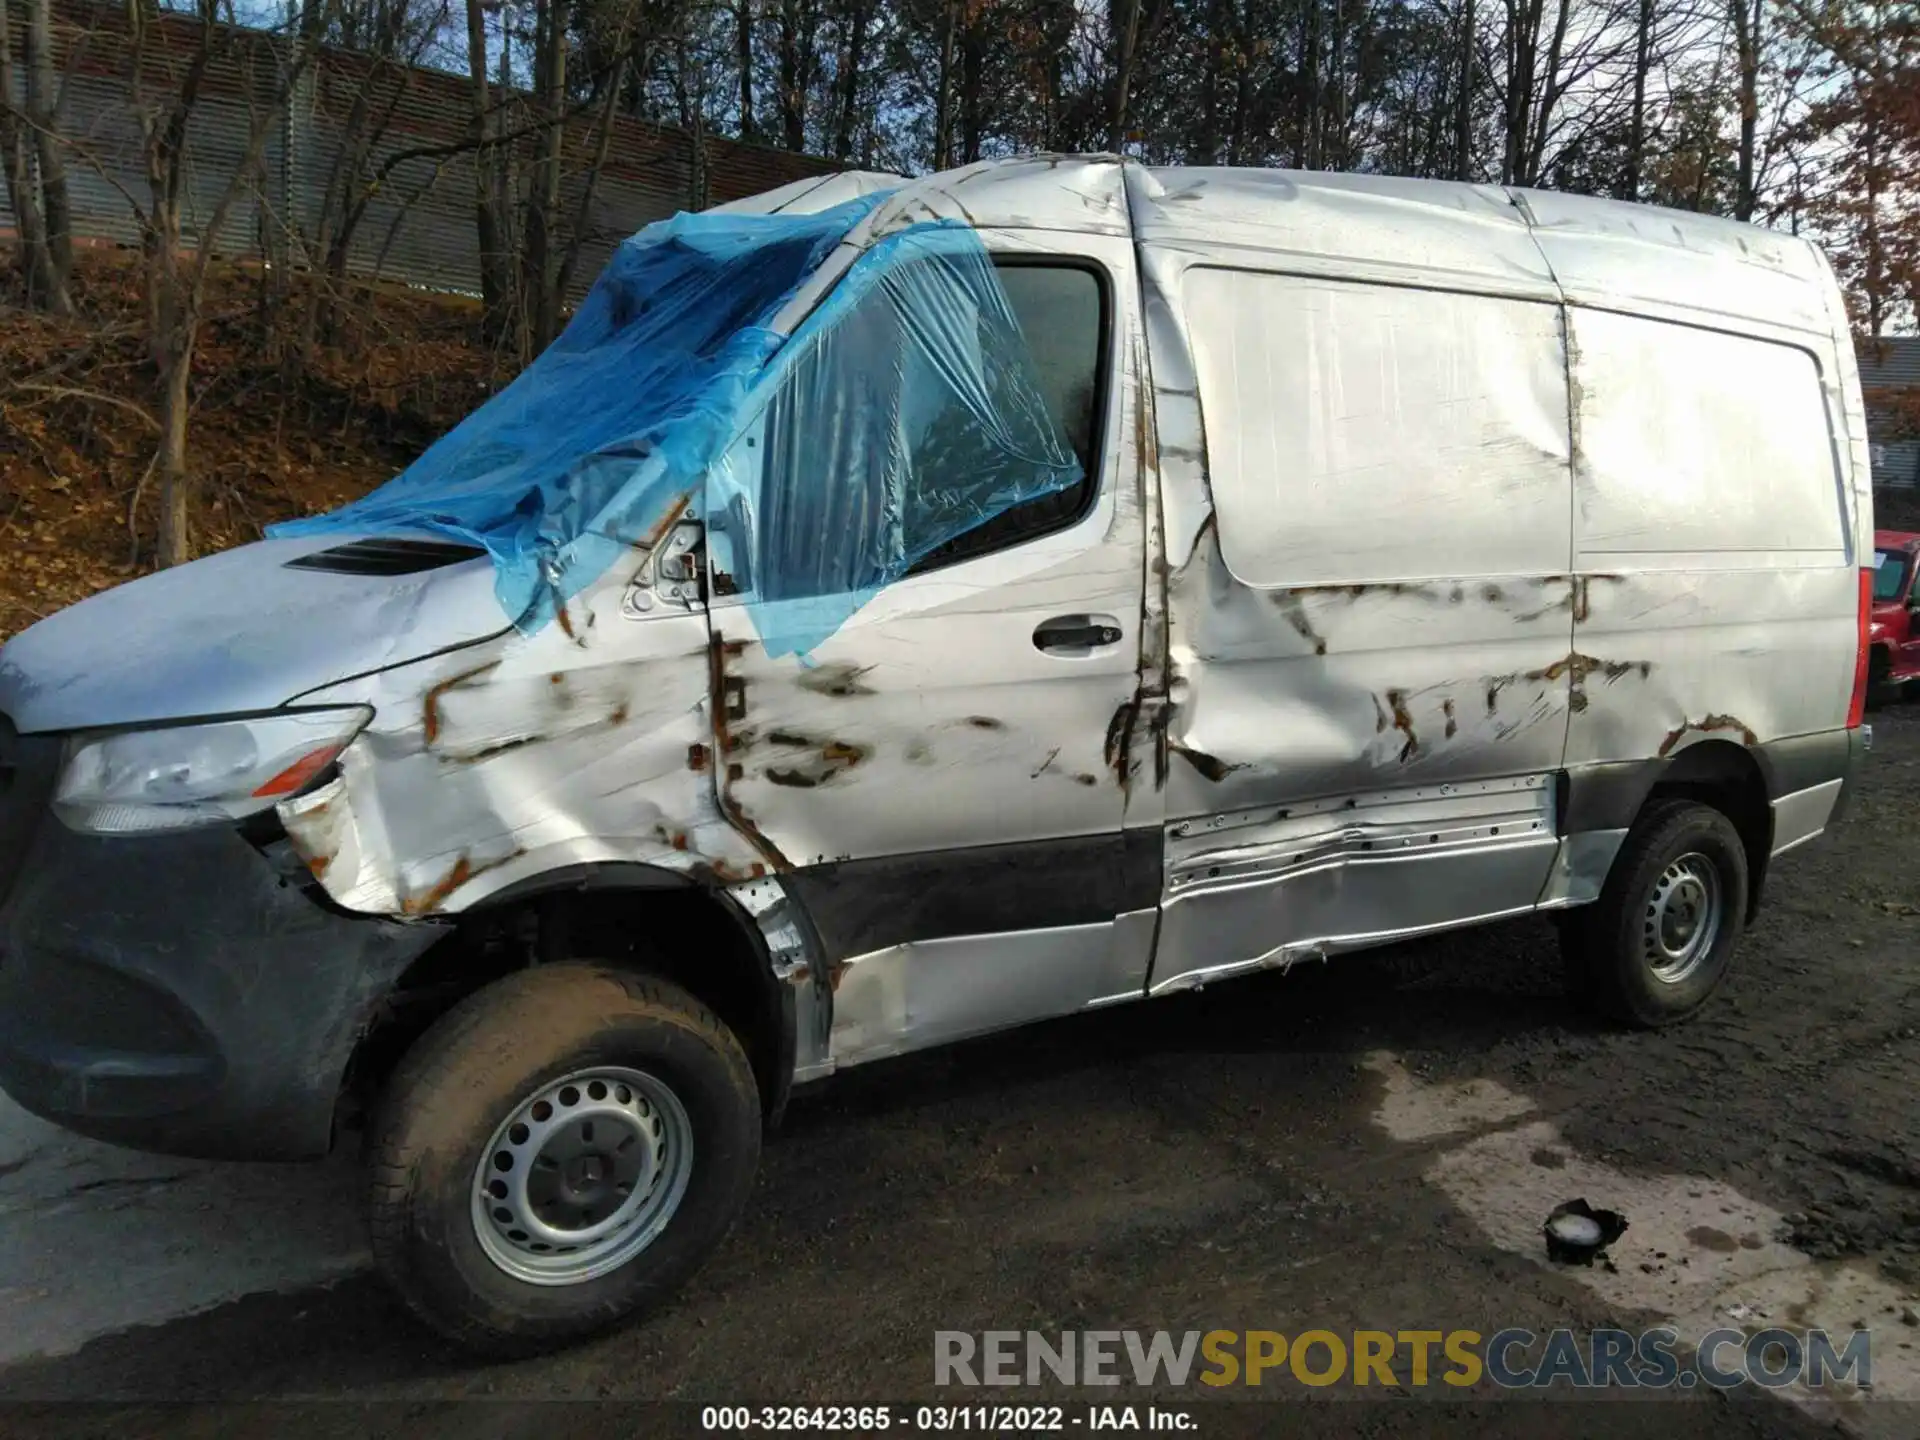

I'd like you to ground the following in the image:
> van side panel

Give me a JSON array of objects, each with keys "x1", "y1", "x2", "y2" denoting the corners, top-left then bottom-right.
[
  {"x1": 1563, "y1": 308, "x2": 1856, "y2": 802},
  {"x1": 1147, "y1": 260, "x2": 1577, "y2": 992}
]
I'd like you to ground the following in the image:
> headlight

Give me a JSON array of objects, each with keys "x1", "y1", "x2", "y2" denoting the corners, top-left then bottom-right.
[{"x1": 53, "y1": 707, "x2": 373, "y2": 835}]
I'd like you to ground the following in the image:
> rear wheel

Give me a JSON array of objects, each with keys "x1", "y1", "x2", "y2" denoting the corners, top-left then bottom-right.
[
  {"x1": 367, "y1": 964, "x2": 761, "y2": 1356},
  {"x1": 1558, "y1": 798, "x2": 1748, "y2": 1027}
]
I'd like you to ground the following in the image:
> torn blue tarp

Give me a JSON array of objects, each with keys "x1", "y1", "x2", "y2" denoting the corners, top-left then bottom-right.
[
  {"x1": 712, "y1": 222, "x2": 1084, "y2": 656},
  {"x1": 270, "y1": 193, "x2": 1083, "y2": 657}
]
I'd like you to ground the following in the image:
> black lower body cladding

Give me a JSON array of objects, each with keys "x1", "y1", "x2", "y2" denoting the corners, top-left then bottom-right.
[{"x1": 0, "y1": 818, "x2": 443, "y2": 1160}]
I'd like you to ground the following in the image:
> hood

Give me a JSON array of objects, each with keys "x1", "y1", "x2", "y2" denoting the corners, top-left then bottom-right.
[{"x1": 0, "y1": 533, "x2": 507, "y2": 734}]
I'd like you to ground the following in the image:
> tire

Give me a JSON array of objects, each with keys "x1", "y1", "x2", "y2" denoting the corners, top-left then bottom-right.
[
  {"x1": 367, "y1": 964, "x2": 762, "y2": 1357},
  {"x1": 1558, "y1": 798, "x2": 1749, "y2": 1028}
]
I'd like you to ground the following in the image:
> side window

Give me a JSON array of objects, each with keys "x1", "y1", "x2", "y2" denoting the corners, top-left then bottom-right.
[{"x1": 909, "y1": 263, "x2": 1108, "y2": 572}]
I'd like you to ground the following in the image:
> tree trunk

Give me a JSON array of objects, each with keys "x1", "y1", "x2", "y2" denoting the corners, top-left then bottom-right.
[
  {"x1": 959, "y1": 10, "x2": 985, "y2": 163},
  {"x1": 0, "y1": 0, "x2": 68, "y2": 313},
  {"x1": 1108, "y1": 0, "x2": 1149, "y2": 152},
  {"x1": 25, "y1": 0, "x2": 73, "y2": 307},
  {"x1": 1296, "y1": 0, "x2": 1318, "y2": 168},
  {"x1": 1622, "y1": 0, "x2": 1651, "y2": 199},
  {"x1": 464, "y1": 0, "x2": 511, "y2": 341},
  {"x1": 525, "y1": 0, "x2": 570, "y2": 354},
  {"x1": 156, "y1": 328, "x2": 196, "y2": 568},
  {"x1": 1453, "y1": 0, "x2": 1474, "y2": 179},
  {"x1": 933, "y1": 0, "x2": 956, "y2": 168},
  {"x1": 833, "y1": 0, "x2": 868, "y2": 160},
  {"x1": 735, "y1": 0, "x2": 757, "y2": 140},
  {"x1": 1731, "y1": 0, "x2": 1760, "y2": 221}
]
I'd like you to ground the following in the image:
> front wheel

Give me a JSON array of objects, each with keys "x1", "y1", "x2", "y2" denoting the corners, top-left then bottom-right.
[
  {"x1": 1559, "y1": 798, "x2": 1749, "y2": 1028},
  {"x1": 367, "y1": 964, "x2": 761, "y2": 1356}
]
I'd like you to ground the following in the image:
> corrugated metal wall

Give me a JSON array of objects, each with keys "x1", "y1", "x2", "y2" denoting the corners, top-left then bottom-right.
[
  {"x1": 1860, "y1": 338, "x2": 1920, "y2": 492},
  {"x1": 0, "y1": 1, "x2": 837, "y2": 302}
]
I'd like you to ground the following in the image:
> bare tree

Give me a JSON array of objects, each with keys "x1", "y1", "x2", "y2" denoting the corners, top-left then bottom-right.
[
  {"x1": 0, "y1": 0, "x2": 74, "y2": 311},
  {"x1": 119, "y1": 0, "x2": 316, "y2": 564}
]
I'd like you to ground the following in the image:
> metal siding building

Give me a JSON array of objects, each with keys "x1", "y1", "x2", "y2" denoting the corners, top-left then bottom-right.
[
  {"x1": 1860, "y1": 336, "x2": 1920, "y2": 491},
  {"x1": 0, "y1": 0, "x2": 840, "y2": 302}
]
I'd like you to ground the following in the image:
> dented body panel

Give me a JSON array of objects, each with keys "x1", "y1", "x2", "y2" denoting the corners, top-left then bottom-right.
[{"x1": 0, "y1": 157, "x2": 1874, "y2": 1164}]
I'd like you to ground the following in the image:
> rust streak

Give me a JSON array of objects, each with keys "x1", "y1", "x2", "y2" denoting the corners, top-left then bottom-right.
[
  {"x1": 797, "y1": 663, "x2": 877, "y2": 698},
  {"x1": 402, "y1": 849, "x2": 525, "y2": 916},
  {"x1": 1103, "y1": 695, "x2": 1140, "y2": 796},
  {"x1": 706, "y1": 630, "x2": 794, "y2": 871},
  {"x1": 635, "y1": 492, "x2": 693, "y2": 551},
  {"x1": 1169, "y1": 744, "x2": 1244, "y2": 783},
  {"x1": 421, "y1": 661, "x2": 501, "y2": 746},
  {"x1": 447, "y1": 734, "x2": 543, "y2": 765},
  {"x1": 1658, "y1": 714, "x2": 1758, "y2": 757},
  {"x1": 1387, "y1": 688, "x2": 1418, "y2": 762}
]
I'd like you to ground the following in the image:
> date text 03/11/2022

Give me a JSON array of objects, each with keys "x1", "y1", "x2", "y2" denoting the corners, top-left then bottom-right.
[{"x1": 700, "y1": 1406, "x2": 1196, "y2": 1431}]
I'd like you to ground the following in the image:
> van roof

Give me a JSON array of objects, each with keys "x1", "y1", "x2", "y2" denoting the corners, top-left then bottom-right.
[{"x1": 834, "y1": 155, "x2": 1839, "y2": 341}]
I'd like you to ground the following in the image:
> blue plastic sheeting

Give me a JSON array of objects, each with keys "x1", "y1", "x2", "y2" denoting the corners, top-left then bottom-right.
[
  {"x1": 270, "y1": 195, "x2": 887, "y2": 628},
  {"x1": 271, "y1": 198, "x2": 1083, "y2": 660},
  {"x1": 712, "y1": 222, "x2": 1083, "y2": 657}
]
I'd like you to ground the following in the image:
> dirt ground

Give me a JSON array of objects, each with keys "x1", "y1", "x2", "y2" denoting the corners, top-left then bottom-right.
[{"x1": 0, "y1": 711, "x2": 1913, "y2": 1439}]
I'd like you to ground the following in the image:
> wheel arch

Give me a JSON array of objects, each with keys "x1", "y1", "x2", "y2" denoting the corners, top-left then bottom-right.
[
  {"x1": 340, "y1": 864, "x2": 796, "y2": 1139},
  {"x1": 1643, "y1": 739, "x2": 1772, "y2": 924}
]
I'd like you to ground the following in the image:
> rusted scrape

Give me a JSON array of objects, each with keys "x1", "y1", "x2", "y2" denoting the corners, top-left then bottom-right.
[
  {"x1": 1169, "y1": 744, "x2": 1245, "y2": 783},
  {"x1": 1386, "y1": 688, "x2": 1418, "y2": 762},
  {"x1": 1443, "y1": 698, "x2": 1458, "y2": 739},
  {"x1": 796, "y1": 662, "x2": 877, "y2": 698},
  {"x1": 765, "y1": 738, "x2": 868, "y2": 788},
  {"x1": 1658, "y1": 714, "x2": 1759, "y2": 757},
  {"x1": 705, "y1": 630, "x2": 794, "y2": 871},
  {"x1": 1270, "y1": 590, "x2": 1328, "y2": 655},
  {"x1": 422, "y1": 660, "x2": 502, "y2": 746},
  {"x1": 689, "y1": 857, "x2": 770, "y2": 885},
  {"x1": 635, "y1": 492, "x2": 693, "y2": 551},
  {"x1": 447, "y1": 734, "x2": 543, "y2": 765},
  {"x1": 1104, "y1": 694, "x2": 1141, "y2": 794},
  {"x1": 688, "y1": 743, "x2": 710, "y2": 772},
  {"x1": 963, "y1": 715, "x2": 1005, "y2": 731},
  {"x1": 402, "y1": 848, "x2": 526, "y2": 915}
]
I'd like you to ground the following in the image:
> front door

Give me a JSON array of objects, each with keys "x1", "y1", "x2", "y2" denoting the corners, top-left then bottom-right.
[{"x1": 702, "y1": 233, "x2": 1154, "y2": 1067}]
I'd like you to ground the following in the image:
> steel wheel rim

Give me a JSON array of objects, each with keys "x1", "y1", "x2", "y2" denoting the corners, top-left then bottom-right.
[
  {"x1": 470, "y1": 1066, "x2": 694, "y2": 1287},
  {"x1": 1643, "y1": 852, "x2": 1723, "y2": 985}
]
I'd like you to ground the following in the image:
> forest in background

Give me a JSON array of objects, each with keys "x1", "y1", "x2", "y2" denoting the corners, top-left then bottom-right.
[{"x1": 0, "y1": 0, "x2": 1913, "y2": 608}]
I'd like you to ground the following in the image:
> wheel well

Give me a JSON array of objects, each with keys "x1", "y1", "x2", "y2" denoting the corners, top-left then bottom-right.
[
  {"x1": 339, "y1": 880, "x2": 789, "y2": 1139},
  {"x1": 1644, "y1": 739, "x2": 1771, "y2": 923}
]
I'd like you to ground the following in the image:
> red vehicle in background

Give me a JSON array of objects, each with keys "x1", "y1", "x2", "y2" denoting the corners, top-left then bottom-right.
[{"x1": 1874, "y1": 530, "x2": 1920, "y2": 701}]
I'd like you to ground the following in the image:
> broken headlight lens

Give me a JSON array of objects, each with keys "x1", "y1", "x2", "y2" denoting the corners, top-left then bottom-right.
[{"x1": 53, "y1": 707, "x2": 372, "y2": 835}]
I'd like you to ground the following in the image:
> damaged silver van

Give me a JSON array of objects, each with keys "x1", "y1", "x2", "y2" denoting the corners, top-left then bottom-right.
[{"x1": 0, "y1": 156, "x2": 1874, "y2": 1354}]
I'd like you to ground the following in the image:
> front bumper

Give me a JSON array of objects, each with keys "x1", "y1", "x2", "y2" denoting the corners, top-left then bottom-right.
[{"x1": 0, "y1": 782, "x2": 443, "y2": 1161}]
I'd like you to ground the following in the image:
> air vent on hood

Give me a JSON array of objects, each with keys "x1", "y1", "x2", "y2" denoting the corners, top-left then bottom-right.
[{"x1": 284, "y1": 537, "x2": 486, "y2": 576}]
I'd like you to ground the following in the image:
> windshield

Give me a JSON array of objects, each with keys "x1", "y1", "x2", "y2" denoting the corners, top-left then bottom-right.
[
  {"x1": 1875, "y1": 549, "x2": 1911, "y2": 602},
  {"x1": 269, "y1": 195, "x2": 890, "y2": 629}
]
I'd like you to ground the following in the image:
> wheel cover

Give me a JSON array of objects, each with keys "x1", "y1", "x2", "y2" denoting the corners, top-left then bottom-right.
[
  {"x1": 470, "y1": 1066, "x2": 694, "y2": 1287},
  {"x1": 1642, "y1": 851, "x2": 1723, "y2": 986}
]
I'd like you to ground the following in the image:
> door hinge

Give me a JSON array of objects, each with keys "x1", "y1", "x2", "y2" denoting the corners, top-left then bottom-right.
[{"x1": 623, "y1": 519, "x2": 705, "y2": 615}]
